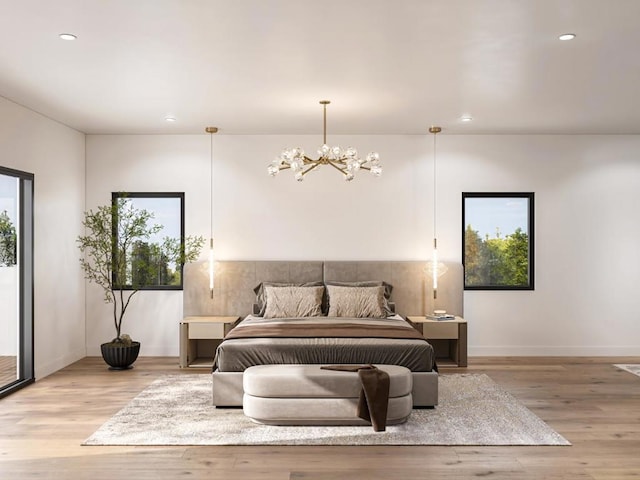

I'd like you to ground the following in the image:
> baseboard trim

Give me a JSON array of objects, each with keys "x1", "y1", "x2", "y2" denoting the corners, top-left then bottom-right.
[{"x1": 35, "y1": 347, "x2": 86, "y2": 380}]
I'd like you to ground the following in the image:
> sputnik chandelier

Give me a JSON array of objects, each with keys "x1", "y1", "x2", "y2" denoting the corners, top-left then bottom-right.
[{"x1": 267, "y1": 100, "x2": 382, "y2": 182}]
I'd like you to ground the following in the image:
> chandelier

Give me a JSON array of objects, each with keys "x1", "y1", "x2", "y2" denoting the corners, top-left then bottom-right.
[{"x1": 267, "y1": 100, "x2": 382, "y2": 182}]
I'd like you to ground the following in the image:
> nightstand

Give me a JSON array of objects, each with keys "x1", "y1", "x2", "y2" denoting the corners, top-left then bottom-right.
[
  {"x1": 179, "y1": 316, "x2": 239, "y2": 368},
  {"x1": 407, "y1": 316, "x2": 467, "y2": 367}
]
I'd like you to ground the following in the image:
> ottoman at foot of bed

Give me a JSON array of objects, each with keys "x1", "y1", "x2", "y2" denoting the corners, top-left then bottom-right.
[
  {"x1": 242, "y1": 364, "x2": 413, "y2": 426},
  {"x1": 212, "y1": 366, "x2": 438, "y2": 408}
]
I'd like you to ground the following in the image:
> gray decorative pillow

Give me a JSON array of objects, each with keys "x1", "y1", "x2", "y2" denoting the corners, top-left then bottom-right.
[
  {"x1": 254, "y1": 281, "x2": 324, "y2": 316},
  {"x1": 323, "y1": 281, "x2": 393, "y2": 315},
  {"x1": 326, "y1": 285, "x2": 387, "y2": 318},
  {"x1": 263, "y1": 285, "x2": 324, "y2": 319}
]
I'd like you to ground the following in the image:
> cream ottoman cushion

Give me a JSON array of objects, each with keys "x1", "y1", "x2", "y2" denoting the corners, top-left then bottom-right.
[{"x1": 242, "y1": 364, "x2": 413, "y2": 426}]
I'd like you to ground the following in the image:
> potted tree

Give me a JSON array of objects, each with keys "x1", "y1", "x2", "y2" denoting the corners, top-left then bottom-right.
[{"x1": 77, "y1": 198, "x2": 203, "y2": 369}]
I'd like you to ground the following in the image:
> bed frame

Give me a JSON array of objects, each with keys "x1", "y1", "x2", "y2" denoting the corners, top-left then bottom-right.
[{"x1": 183, "y1": 260, "x2": 463, "y2": 407}]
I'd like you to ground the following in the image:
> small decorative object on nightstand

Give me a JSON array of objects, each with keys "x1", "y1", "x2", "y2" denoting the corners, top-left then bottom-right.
[
  {"x1": 407, "y1": 316, "x2": 467, "y2": 367},
  {"x1": 179, "y1": 316, "x2": 239, "y2": 368}
]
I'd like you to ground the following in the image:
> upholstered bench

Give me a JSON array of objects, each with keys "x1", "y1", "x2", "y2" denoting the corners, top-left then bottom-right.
[{"x1": 242, "y1": 364, "x2": 413, "y2": 426}]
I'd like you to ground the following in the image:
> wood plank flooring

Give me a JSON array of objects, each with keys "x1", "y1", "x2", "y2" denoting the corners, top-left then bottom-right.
[
  {"x1": 0, "y1": 356, "x2": 639, "y2": 479},
  {"x1": 0, "y1": 355, "x2": 17, "y2": 387}
]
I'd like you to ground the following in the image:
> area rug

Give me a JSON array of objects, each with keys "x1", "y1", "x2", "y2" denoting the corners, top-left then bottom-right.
[
  {"x1": 83, "y1": 373, "x2": 569, "y2": 446},
  {"x1": 615, "y1": 364, "x2": 640, "y2": 377}
]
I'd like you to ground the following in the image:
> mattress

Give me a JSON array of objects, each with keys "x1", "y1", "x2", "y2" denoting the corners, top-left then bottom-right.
[{"x1": 213, "y1": 315, "x2": 436, "y2": 372}]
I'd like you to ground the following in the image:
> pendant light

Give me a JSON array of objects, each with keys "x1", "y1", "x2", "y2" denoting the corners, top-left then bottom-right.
[
  {"x1": 426, "y1": 126, "x2": 448, "y2": 299},
  {"x1": 205, "y1": 126, "x2": 218, "y2": 298}
]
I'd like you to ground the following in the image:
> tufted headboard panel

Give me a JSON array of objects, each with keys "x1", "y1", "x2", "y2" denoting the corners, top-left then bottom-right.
[
  {"x1": 183, "y1": 261, "x2": 323, "y2": 317},
  {"x1": 323, "y1": 261, "x2": 463, "y2": 318},
  {"x1": 184, "y1": 260, "x2": 463, "y2": 318}
]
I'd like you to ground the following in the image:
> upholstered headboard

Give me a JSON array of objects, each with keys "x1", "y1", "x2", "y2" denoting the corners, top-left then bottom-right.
[{"x1": 183, "y1": 260, "x2": 463, "y2": 318}]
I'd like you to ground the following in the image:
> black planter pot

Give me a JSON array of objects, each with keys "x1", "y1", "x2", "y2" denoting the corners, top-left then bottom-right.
[{"x1": 100, "y1": 341, "x2": 141, "y2": 370}]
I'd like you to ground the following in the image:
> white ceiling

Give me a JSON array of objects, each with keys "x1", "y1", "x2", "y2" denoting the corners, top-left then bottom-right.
[{"x1": 1, "y1": 0, "x2": 640, "y2": 135}]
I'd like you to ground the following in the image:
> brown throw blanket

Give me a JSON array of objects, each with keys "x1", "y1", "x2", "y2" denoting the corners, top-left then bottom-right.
[{"x1": 321, "y1": 364, "x2": 390, "y2": 432}]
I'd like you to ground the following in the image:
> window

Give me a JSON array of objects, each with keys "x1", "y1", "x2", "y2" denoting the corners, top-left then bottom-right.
[
  {"x1": 462, "y1": 192, "x2": 534, "y2": 290},
  {"x1": 112, "y1": 192, "x2": 185, "y2": 290},
  {"x1": 0, "y1": 166, "x2": 34, "y2": 399}
]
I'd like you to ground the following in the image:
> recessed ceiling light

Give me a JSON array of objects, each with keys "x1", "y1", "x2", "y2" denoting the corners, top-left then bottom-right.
[
  {"x1": 461, "y1": 116, "x2": 473, "y2": 122},
  {"x1": 59, "y1": 33, "x2": 77, "y2": 41},
  {"x1": 558, "y1": 33, "x2": 576, "y2": 41},
  {"x1": 165, "y1": 116, "x2": 177, "y2": 123}
]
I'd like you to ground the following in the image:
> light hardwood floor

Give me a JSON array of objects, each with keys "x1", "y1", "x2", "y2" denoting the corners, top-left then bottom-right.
[{"x1": 0, "y1": 356, "x2": 639, "y2": 479}]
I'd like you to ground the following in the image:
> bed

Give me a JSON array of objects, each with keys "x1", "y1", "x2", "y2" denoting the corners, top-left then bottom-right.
[
  {"x1": 214, "y1": 314, "x2": 436, "y2": 373},
  {"x1": 182, "y1": 260, "x2": 463, "y2": 407}
]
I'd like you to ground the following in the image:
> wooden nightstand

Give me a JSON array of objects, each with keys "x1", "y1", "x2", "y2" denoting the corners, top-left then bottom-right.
[
  {"x1": 179, "y1": 316, "x2": 239, "y2": 368},
  {"x1": 407, "y1": 316, "x2": 467, "y2": 367}
]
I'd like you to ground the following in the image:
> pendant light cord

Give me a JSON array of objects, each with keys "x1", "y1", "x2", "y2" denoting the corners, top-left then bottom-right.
[
  {"x1": 433, "y1": 131, "x2": 437, "y2": 242},
  {"x1": 430, "y1": 126, "x2": 441, "y2": 248},
  {"x1": 205, "y1": 126, "x2": 218, "y2": 246},
  {"x1": 210, "y1": 131, "x2": 214, "y2": 244},
  {"x1": 205, "y1": 126, "x2": 218, "y2": 298},
  {"x1": 428, "y1": 126, "x2": 442, "y2": 300}
]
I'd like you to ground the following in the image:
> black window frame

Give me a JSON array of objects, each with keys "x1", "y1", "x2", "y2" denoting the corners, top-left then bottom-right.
[
  {"x1": 462, "y1": 192, "x2": 535, "y2": 291},
  {"x1": 0, "y1": 165, "x2": 34, "y2": 399},
  {"x1": 111, "y1": 192, "x2": 186, "y2": 291}
]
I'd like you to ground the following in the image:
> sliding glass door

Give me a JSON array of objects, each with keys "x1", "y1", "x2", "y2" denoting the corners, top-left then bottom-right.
[{"x1": 0, "y1": 166, "x2": 34, "y2": 398}]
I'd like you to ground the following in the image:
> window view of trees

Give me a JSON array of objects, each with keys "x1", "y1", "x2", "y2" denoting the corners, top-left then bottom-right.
[
  {"x1": 464, "y1": 225, "x2": 530, "y2": 287},
  {"x1": 0, "y1": 210, "x2": 17, "y2": 267},
  {"x1": 112, "y1": 193, "x2": 196, "y2": 290},
  {"x1": 126, "y1": 236, "x2": 195, "y2": 287},
  {"x1": 463, "y1": 193, "x2": 534, "y2": 290},
  {"x1": 130, "y1": 240, "x2": 178, "y2": 287}
]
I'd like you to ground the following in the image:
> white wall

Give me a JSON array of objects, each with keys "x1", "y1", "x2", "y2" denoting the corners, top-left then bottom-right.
[
  {"x1": 0, "y1": 96, "x2": 86, "y2": 378},
  {"x1": 439, "y1": 135, "x2": 640, "y2": 356},
  {"x1": 85, "y1": 134, "x2": 428, "y2": 355},
  {"x1": 85, "y1": 135, "x2": 210, "y2": 355},
  {"x1": 86, "y1": 133, "x2": 640, "y2": 357}
]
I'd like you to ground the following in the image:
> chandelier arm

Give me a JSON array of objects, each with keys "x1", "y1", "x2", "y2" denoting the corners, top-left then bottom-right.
[
  {"x1": 326, "y1": 160, "x2": 348, "y2": 175},
  {"x1": 278, "y1": 164, "x2": 291, "y2": 171},
  {"x1": 359, "y1": 166, "x2": 371, "y2": 171},
  {"x1": 301, "y1": 162, "x2": 321, "y2": 176},
  {"x1": 302, "y1": 156, "x2": 316, "y2": 165}
]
